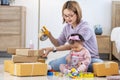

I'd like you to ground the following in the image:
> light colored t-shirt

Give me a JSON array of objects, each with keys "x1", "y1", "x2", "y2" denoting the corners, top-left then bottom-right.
[{"x1": 57, "y1": 20, "x2": 99, "y2": 58}]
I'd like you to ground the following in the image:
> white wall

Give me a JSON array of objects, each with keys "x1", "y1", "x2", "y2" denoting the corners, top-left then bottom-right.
[
  {"x1": 12, "y1": 0, "x2": 114, "y2": 49},
  {"x1": 39, "y1": 0, "x2": 66, "y2": 48},
  {"x1": 80, "y1": 0, "x2": 112, "y2": 35}
]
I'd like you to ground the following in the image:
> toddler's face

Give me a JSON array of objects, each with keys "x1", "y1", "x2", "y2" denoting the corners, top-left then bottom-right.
[{"x1": 70, "y1": 41, "x2": 83, "y2": 52}]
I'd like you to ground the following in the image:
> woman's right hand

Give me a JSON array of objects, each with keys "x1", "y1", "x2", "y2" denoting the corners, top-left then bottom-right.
[{"x1": 41, "y1": 26, "x2": 50, "y2": 36}]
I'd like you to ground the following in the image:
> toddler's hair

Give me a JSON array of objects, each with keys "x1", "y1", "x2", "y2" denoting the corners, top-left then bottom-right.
[{"x1": 68, "y1": 33, "x2": 85, "y2": 44}]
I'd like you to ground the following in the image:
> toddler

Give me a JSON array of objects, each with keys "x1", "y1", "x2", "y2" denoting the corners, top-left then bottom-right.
[{"x1": 60, "y1": 33, "x2": 91, "y2": 74}]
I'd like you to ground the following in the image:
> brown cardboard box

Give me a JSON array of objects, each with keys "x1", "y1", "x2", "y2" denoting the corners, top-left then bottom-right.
[
  {"x1": 4, "y1": 60, "x2": 13, "y2": 72},
  {"x1": 16, "y1": 49, "x2": 44, "y2": 57},
  {"x1": 12, "y1": 55, "x2": 38, "y2": 63},
  {"x1": 93, "y1": 61, "x2": 119, "y2": 76},
  {"x1": 38, "y1": 49, "x2": 45, "y2": 57},
  {"x1": 7, "y1": 48, "x2": 30, "y2": 55},
  {"x1": 4, "y1": 60, "x2": 47, "y2": 76},
  {"x1": 37, "y1": 58, "x2": 45, "y2": 63}
]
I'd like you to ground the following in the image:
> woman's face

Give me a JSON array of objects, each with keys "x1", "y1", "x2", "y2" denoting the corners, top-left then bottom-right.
[
  {"x1": 63, "y1": 9, "x2": 77, "y2": 27},
  {"x1": 70, "y1": 42, "x2": 83, "y2": 52}
]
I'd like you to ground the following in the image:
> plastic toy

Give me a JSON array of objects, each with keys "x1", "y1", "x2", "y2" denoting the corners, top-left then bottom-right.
[
  {"x1": 47, "y1": 68, "x2": 56, "y2": 76},
  {"x1": 66, "y1": 68, "x2": 79, "y2": 79},
  {"x1": 70, "y1": 68, "x2": 79, "y2": 76},
  {"x1": 66, "y1": 68, "x2": 94, "y2": 79},
  {"x1": 54, "y1": 72, "x2": 64, "y2": 77},
  {"x1": 54, "y1": 72, "x2": 59, "y2": 76},
  {"x1": 47, "y1": 71, "x2": 53, "y2": 76}
]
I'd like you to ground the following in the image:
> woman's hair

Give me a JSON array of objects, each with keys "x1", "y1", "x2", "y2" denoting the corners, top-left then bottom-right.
[
  {"x1": 68, "y1": 33, "x2": 85, "y2": 44},
  {"x1": 62, "y1": 0, "x2": 82, "y2": 24}
]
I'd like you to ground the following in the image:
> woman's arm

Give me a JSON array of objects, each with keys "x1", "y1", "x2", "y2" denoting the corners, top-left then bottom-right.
[
  {"x1": 41, "y1": 44, "x2": 71, "y2": 58},
  {"x1": 39, "y1": 27, "x2": 60, "y2": 46},
  {"x1": 55, "y1": 44, "x2": 71, "y2": 51},
  {"x1": 48, "y1": 32, "x2": 60, "y2": 47}
]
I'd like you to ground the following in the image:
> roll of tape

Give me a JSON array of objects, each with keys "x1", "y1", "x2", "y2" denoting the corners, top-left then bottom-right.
[{"x1": 39, "y1": 31, "x2": 48, "y2": 41}]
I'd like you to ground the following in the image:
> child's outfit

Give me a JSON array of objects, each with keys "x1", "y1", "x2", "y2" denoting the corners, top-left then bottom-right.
[{"x1": 60, "y1": 47, "x2": 91, "y2": 74}]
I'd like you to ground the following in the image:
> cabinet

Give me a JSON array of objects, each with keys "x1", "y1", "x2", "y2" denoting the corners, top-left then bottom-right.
[
  {"x1": 96, "y1": 35, "x2": 111, "y2": 60},
  {"x1": 0, "y1": 6, "x2": 26, "y2": 51}
]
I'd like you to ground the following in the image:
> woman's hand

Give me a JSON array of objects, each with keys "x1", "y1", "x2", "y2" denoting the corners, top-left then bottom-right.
[
  {"x1": 40, "y1": 47, "x2": 53, "y2": 58},
  {"x1": 41, "y1": 26, "x2": 50, "y2": 36}
]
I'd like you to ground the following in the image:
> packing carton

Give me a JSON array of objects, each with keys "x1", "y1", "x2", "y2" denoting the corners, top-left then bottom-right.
[
  {"x1": 93, "y1": 61, "x2": 119, "y2": 76},
  {"x1": 12, "y1": 55, "x2": 38, "y2": 63},
  {"x1": 4, "y1": 60, "x2": 47, "y2": 76},
  {"x1": 16, "y1": 49, "x2": 44, "y2": 57},
  {"x1": 7, "y1": 48, "x2": 29, "y2": 55}
]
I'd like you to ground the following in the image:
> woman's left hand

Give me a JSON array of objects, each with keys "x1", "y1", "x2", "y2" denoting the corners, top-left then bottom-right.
[{"x1": 39, "y1": 47, "x2": 53, "y2": 58}]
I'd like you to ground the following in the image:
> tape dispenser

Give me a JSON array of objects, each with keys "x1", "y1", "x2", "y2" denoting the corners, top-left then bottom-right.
[{"x1": 39, "y1": 26, "x2": 49, "y2": 41}]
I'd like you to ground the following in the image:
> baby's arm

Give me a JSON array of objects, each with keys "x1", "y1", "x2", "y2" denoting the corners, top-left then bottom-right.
[
  {"x1": 77, "y1": 49, "x2": 91, "y2": 72},
  {"x1": 81, "y1": 50, "x2": 91, "y2": 66},
  {"x1": 77, "y1": 61, "x2": 87, "y2": 72},
  {"x1": 66, "y1": 52, "x2": 72, "y2": 64}
]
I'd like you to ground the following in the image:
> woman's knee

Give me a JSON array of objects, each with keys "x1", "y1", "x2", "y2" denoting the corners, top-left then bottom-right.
[{"x1": 91, "y1": 58, "x2": 103, "y2": 63}]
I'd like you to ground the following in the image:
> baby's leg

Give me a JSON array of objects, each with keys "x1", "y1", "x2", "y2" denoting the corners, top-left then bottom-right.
[{"x1": 49, "y1": 55, "x2": 67, "y2": 71}]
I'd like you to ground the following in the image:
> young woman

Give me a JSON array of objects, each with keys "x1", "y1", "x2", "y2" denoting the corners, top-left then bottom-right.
[
  {"x1": 60, "y1": 33, "x2": 91, "y2": 74},
  {"x1": 40, "y1": 0, "x2": 103, "y2": 72}
]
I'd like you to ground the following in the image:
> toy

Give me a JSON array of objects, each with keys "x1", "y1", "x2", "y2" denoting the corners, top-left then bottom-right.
[
  {"x1": 54, "y1": 72, "x2": 59, "y2": 76},
  {"x1": 70, "y1": 68, "x2": 79, "y2": 76},
  {"x1": 66, "y1": 68, "x2": 94, "y2": 79},
  {"x1": 54, "y1": 72, "x2": 64, "y2": 77},
  {"x1": 47, "y1": 69, "x2": 55, "y2": 76},
  {"x1": 39, "y1": 26, "x2": 49, "y2": 41},
  {"x1": 81, "y1": 72, "x2": 94, "y2": 78},
  {"x1": 47, "y1": 71, "x2": 53, "y2": 76},
  {"x1": 66, "y1": 68, "x2": 79, "y2": 79}
]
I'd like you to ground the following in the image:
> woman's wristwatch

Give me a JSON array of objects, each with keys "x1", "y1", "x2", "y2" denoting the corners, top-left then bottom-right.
[{"x1": 52, "y1": 47, "x2": 57, "y2": 52}]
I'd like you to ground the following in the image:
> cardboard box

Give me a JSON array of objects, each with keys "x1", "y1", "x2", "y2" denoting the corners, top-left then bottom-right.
[
  {"x1": 93, "y1": 61, "x2": 119, "y2": 76},
  {"x1": 38, "y1": 49, "x2": 45, "y2": 57},
  {"x1": 16, "y1": 49, "x2": 44, "y2": 57},
  {"x1": 7, "y1": 47, "x2": 30, "y2": 55},
  {"x1": 13, "y1": 63, "x2": 47, "y2": 76},
  {"x1": 4, "y1": 60, "x2": 47, "y2": 76},
  {"x1": 12, "y1": 55, "x2": 38, "y2": 63},
  {"x1": 4, "y1": 60, "x2": 13, "y2": 72},
  {"x1": 37, "y1": 58, "x2": 45, "y2": 63}
]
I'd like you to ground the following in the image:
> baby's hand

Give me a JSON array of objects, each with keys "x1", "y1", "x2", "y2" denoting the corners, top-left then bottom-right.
[
  {"x1": 66, "y1": 58, "x2": 71, "y2": 64},
  {"x1": 78, "y1": 62, "x2": 82, "y2": 66},
  {"x1": 77, "y1": 64, "x2": 86, "y2": 72}
]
